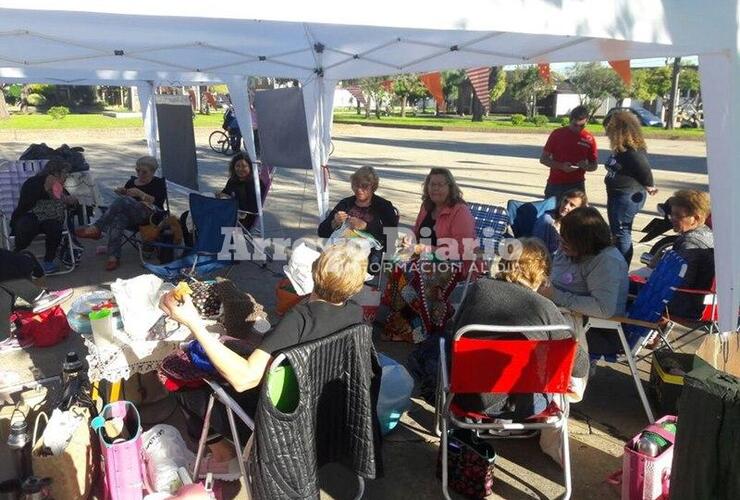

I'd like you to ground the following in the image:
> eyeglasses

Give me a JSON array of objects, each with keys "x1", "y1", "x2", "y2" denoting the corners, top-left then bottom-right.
[
  {"x1": 135, "y1": 167, "x2": 151, "y2": 174},
  {"x1": 353, "y1": 183, "x2": 372, "y2": 191},
  {"x1": 429, "y1": 182, "x2": 449, "y2": 190}
]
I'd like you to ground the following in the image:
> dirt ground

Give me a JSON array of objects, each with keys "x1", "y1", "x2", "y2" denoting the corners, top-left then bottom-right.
[{"x1": 0, "y1": 124, "x2": 708, "y2": 498}]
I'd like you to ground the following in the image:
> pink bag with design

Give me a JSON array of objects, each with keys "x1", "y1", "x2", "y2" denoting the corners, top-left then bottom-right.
[
  {"x1": 91, "y1": 401, "x2": 148, "y2": 500},
  {"x1": 618, "y1": 415, "x2": 676, "y2": 500}
]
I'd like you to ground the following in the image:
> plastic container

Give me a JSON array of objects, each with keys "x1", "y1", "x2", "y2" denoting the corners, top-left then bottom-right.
[
  {"x1": 89, "y1": 309, "x2": 118, "y2": 350},
  {"x1": 68, "y1": 291, "x2": 123, "y2": 335}
]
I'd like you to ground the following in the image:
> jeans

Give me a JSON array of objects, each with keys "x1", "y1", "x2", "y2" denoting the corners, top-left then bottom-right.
[
  {"x1": 544, "y1": 180, "x2": 586, "y2": 203},
  {"x1": 12, "y1": 213, "x2": 63, "y2": 262},
  {"x1": 95, "y1": 197, "x2": 153, "y2": 258},
  {"x1": 607, "y1": 189, "x2": 646, "y2": 264}
]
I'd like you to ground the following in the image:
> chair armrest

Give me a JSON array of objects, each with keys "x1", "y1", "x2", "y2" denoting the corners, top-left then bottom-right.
[
  {"x1": 438, "y1": 337, "x2": 449, "y2": 392},
  {"x1": 674, "y1": 287, "x2": 715, "y2": 296},
  {"x1": 609, "y1": 315, "x2": 662, "y2": 330}
]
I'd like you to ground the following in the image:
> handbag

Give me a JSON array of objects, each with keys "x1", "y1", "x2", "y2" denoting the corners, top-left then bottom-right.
[
  {"x1": 30, "y1": 198, "x2": 66, "y2": 222},
  {"x1": 10, "y1": 305, "x2": 70, "y2": 347},
  {"x1": 436, "y1": 429, "x2": 496, "y2": 499},
  {"x1": 32, "y1": 406, "x2": 96, "y2": 500},
  {"x1": 190, "y1": 281, "x2": 222, "y2": 318}
]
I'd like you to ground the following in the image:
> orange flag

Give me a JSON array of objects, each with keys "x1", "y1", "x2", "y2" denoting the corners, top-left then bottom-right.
[
  {"x1": 608, "y1": 60, "x2": 632, "y2": 86},
  {"x1": 419, "y1": 72, "x2": 446, "y2": 111},
  {"x1": 538, "y1": 63, "x2": 551, "y2": 83}
]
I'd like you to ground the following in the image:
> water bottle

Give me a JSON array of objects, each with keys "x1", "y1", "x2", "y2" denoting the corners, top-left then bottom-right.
[
  {"x1": 7, "y1": 412, "x2": 32, "y2": 481},
  {"x1": 635, "y1": 421, "x2": 677, "y2": 457}
]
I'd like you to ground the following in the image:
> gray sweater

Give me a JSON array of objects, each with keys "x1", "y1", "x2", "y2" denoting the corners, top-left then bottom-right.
[{"x1": 551, "y1": 246, "x2": 628, "y2": 318}]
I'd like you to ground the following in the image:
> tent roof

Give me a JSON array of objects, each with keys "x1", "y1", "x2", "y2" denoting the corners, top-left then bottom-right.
[{"x1": 0, "y1": 0, "x2": 732, "y2": 84}]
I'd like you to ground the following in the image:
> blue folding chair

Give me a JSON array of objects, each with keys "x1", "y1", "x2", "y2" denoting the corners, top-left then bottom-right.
[
  {"x1": 143, "y1": 193, "x2": 239, "y2": 280},
  {"x1": 467, "y1": 202, "x2": 509, "y2": 256},
  {"x1": 582, "y1": 250, "x2": 686, "y2": 422},
  {"x1": 506, "y1": 197, "x2": 557, "y2": 238}
]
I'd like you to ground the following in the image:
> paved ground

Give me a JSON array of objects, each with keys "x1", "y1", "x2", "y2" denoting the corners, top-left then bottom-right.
[{"x1": 0, "y1": 125, "x2": 708, "y2": 498}]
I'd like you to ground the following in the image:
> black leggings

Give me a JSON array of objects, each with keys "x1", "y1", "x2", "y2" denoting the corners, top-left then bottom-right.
[
  {"x1": 12, "y1": 213, "x2": 63, "y2": 262},
  {"x1": 0, "y1": 249, "x2": 40, "y2": 338}
]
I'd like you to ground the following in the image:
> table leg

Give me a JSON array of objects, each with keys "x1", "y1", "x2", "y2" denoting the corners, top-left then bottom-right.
[{"x1": 109, "y1": 379, "x2": 123, "y2": 402}]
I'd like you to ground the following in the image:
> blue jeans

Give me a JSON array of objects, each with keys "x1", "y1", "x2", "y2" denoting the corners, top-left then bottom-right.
[{"x1": 607, "y1": 189, "x2": 646, "y2": 264}]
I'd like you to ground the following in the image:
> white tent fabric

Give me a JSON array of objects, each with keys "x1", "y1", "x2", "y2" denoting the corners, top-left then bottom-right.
[
  {"x1": 0, "y1": 0, "x2": 738, "y2": 333},
  {"x1": 136, "y1": 81, "x2": 158, "y2": 159}
]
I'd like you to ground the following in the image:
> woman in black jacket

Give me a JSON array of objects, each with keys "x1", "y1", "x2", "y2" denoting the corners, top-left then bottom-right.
[
  {"x1": 604, "y1": 111, "x2": 658, "y2": 264},
  {"x1": 11, "y1": 159, "x2": 78, "y2": 274},
  {"x1": 318, "y1": 166, "x2": 398, "y2": 272}
]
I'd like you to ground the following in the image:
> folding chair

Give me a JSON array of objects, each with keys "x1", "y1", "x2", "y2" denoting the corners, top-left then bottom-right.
[
  {"x1": 506, "y1": 197, "x2": 557, "y2": 238},
  {"x1": 583, "y1": 250, "x2": 687, "y2": 423},
  {"x1": 143, "y1": 193, "x2": 239, "y2": 280},
  {"x1": 192, "y1": 357, "x2": 366, "y2": 499},
  {"x1": 0, "y1": 160, "x2": 77, "y2": 274},
  {"x1": 436, "y1": 324, "x2": 578, "y2": 500},
  {"x1": 456, "y1": 203, "x2": 509, "y2": 306}
]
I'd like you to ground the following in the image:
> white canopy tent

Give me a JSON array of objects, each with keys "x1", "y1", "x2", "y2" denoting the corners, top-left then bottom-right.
[{"x1": 0, "y1": 0, "x2": 738, "y2": 335}]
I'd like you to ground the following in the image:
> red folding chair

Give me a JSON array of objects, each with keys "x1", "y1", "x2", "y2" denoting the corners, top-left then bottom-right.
[
  {"x1": 664, "y1": 277, "x2": 721, "y2": 348},
  {"x1": 436, "y1": 324, "x2": 577, "y2": 500}
]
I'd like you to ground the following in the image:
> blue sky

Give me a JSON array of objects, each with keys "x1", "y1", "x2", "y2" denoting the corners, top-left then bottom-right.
[{"x1": 542, "y1": 56, "x2": 698, "y2": 74}]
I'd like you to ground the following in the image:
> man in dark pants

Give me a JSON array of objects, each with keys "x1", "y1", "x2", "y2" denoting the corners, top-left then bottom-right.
[
  {"x1": 539, "y1": 105, "x2": 598, "y2": 201},
  {"x1": 0, "y1": 249, "x2": 72, "y2": 339}
]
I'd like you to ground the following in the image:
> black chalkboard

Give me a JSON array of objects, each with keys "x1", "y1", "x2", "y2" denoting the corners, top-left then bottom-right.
[
  {"x1": 254, "y1": 87, "x2": 312, "y2": 170},
  {"x1": 155, "y1": 95, "x2": 199, "y2": 191}
]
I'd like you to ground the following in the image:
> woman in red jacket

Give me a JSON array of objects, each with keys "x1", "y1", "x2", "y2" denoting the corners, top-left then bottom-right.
[{"x1": 382, "y1": 168, "x2": 475, "y2": 343}]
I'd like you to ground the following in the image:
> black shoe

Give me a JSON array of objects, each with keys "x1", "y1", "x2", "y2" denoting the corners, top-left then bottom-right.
[{"x1": 19, "y1": 250, "x2": 45, "y2": 278}]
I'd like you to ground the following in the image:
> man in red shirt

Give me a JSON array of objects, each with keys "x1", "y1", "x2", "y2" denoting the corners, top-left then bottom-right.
[{"x1": 539, "y1": 105, "x2": 598, "y2": 200}]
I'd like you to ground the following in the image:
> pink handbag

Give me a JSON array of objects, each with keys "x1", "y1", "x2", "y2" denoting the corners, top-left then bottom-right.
[
  {"x1": 620, "y1": 415, "x2": 676, "y2": 500},
  {"x1": 91, "y1": 401, "x2": 148, "y2": 500}
]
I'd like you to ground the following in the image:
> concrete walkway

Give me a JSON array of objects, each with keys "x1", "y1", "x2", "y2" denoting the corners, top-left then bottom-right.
[{"x1": 0, "y1": 125, "x2": 708, "y2": 498}]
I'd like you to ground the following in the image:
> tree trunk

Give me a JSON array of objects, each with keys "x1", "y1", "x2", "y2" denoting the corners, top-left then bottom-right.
[
  {"x1": 119, "y1": 86, "x2": 125, "y2": 107},
  {"x1": 0, "y1": 88, "x2": 9, "y2": 118},
  {"x1": 666, "y1": 57, "x2": 682, "y2": 129},
  {"x1": 374, "y1": 94, "x2": 381, "y2": 118},
  {"x1": 356, "y1": 99, "x2": 361, "y2": 115},
  {"x1": 471, "y1": 96, "x2": 483, "y2": 122},
  {"x1": 400, "y1": 95, "x2": 407, "y2": 117}
]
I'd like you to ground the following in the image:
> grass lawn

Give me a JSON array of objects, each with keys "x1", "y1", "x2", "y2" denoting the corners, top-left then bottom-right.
[
  {"x1": 1, "y1": 111, "x2": 706, "y2": 140},
  {"x1": 333, "y1": 111, "x2": 706, "y2": 140},
  {"x1": 0, "y1": 113, "x2": 224, "y2": 129}
]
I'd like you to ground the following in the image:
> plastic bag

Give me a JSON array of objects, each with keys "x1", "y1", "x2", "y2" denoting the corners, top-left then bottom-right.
[
  {"x1": 142, "y1": 424, "x2": 196, "y2": 494},
  {"x1": 111, "y1": 275, "x2": 172, "y2": 338},
  {"x1": 282, "y1": 243, "x2": 321, "y2": 296},
  {"x1": 329, "y1": 221, "x2": 382, "y2": 251},
  {"x1": 377, "y1": 353, "x2": 414, "y2": 435}
]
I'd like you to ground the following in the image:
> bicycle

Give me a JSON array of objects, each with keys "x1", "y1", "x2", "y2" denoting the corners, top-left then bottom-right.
[{"x1": 209, "y1": 105, "x2": 241, "y2": 155}]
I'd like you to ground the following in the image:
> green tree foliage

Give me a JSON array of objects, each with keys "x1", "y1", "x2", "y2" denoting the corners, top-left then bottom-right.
[
  {"x1": 48, "y1": 106, "x2": 70, "y2": 120},
  {"x1": 489, "y1": 68, "x2": 506, "y2": 105},
  {"x1": 509, "y1": 66, "x2": 553, "y2": 118},
  {"x1": 678, "y1": 66, "x2": 700, "y2": 94},
  {"x1": 393, "y1": 75, "x2": 429, "y2": 117},
  {"x1": 442, "y1": 70, "x2": 466, "y2": 112},
  {"x1": 630, "y1": 67, "x2": 672, "y2": 102},
  {"x1": 569, "y1": 63, "x2": 627, "y2": 118}
]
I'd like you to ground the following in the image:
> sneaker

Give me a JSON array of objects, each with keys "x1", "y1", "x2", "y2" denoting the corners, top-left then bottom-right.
[
  {"x1": 198, "y1": 455, "x2": 242, "y2": 481},
  {"x1": 32, "y1": 288, "x2": 73, "y2": 313},
  {"x1": 40, "y1": 260, "x2": 60, "y2": 275}
]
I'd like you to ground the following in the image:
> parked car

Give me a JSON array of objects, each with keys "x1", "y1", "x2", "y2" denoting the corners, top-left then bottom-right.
[{"x1": 603, "y1": 106, "x2": 664, "y2": 128}]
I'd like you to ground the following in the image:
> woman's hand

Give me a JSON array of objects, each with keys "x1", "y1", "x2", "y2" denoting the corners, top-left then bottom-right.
[
  {"x1": 647, "y1": 186, "x2": 659, "y2": 196},
  {"x1": 537, "y1": 282, "x2": 555, "y2": 300},
  {"x1": 159, "y1": 291, "x2": 201, "y2": 330},
  {"x1": 348, "y1": 216, "x2": 367, "y2": 231},
  {"x1": 333, "y1": 211, "x2": 348, "y2": 228}
]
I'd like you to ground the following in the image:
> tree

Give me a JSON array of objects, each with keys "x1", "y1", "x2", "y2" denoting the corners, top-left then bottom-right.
[
  {"x1": 509, "y1": 66, "x2": 553, "y2": 118},
  {"x1": 630, "y1": 66, "x2": 672, "y2": 103},
  {"x1": 489, "y1": 67, "x2": 507, "y2": 105},
  {"x1": 359, "y1": 77, "x2": 389, "y2": 118},
  {"x1": 442, "y1": 70, "x2": 466, "y2": 114},
  {"x1": 569, "y1": 62, "x2": 627, "y2": 119},
  {"x1": 393, "y1": 75, "x2": 428, "y2": 117},
  {"x1": 0, "y1": 85, "x2": 9, "y2": 118}
]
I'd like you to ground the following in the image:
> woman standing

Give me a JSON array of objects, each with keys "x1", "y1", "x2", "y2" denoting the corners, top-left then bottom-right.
[{"x1": 604, "y1": 111, "x2": 658, "y2": 264}]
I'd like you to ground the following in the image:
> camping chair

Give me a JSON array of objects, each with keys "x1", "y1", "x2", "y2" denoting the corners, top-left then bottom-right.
[
  {"x1": 662, "y1": 277, "x2": 732, "y2": 349},
  {"x1": 192, "y1": 338, "x2": 372, "y2": 499},
  {"x1": 143, "y1": 193, "x2": 239, "y2": 280},
  {"x1": 581, "y1": 250, "x2": 687, "y2": 423},
  {"x1": 506, "y1": 197, "x2": 557, "y2": 238},
  {"x1": 435, "y1": 324, "x2": 578, "y2": 500},
  {"x1": 455, "y1": 203, "x2": 509, "y2": 306},
  {"x1": 109, "y1": 176, "x2": 171, "y2": 259},
  {"x1": 0, "y1": 160, "x2": 77, "y2": 274}
]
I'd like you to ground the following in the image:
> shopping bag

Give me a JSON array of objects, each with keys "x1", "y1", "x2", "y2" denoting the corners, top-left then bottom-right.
[
  {"x1": 111, "y1": 274, "x2": 171, "y2": 338},
  {"x1": 32, "y1": 406, "x2": 96, "y2": 500},
  {"x1": 11, "y1": 305, "x2": 70, "y2": 347},
  {"x1": 377, "y1": 353, "x2": 413, "y2": 435}
]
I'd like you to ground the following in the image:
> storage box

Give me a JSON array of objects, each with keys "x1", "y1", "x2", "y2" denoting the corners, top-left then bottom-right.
[{"x1": 649, "y1": 351, "x2": 712, "y2": 415}]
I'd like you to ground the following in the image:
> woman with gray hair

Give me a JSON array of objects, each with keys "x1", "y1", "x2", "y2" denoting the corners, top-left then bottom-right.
[
  {"x1": 11, "y1": 159, "x2": 78, "y2": 274},
  {"x1": 76, "y1": 156, "x2": 167, "y2": 271},
  {"x1": 318, "y1": 166, "x2": 399, "y2": 271}
]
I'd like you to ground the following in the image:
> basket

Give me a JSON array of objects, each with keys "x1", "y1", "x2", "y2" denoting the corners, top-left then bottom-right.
[{"x1": 621, "y1": 415, "x2": 677, "y2": 500}]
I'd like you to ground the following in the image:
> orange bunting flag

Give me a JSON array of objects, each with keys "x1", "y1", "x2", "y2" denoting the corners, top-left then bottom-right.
[
  {"x1": 608, "y1": 60, "x2": 632, "y2": 86},
  {"x1": 419, "y1": 72, "x2": 446, "y2": 111},
  {"x1": 381, "y1": 79, "x2": 394, "y2": 92},
  {"x1": 538, "y1": 63, "x2": 551, "y2": 83}
]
